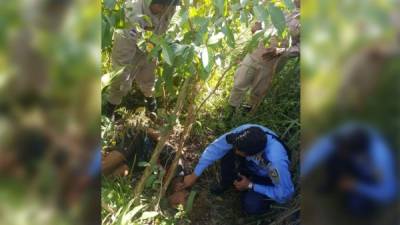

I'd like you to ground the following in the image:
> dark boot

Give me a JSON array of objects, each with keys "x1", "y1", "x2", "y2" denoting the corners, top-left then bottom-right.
[
  {"x1": 240, "y1": 104, "x2": 252, "y2": 113},
  {"x1": 102, "y1": 102, "x2": 117, "y2": 118}
]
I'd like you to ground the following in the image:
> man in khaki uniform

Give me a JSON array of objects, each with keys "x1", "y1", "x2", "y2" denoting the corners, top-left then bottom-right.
[
  {"x1": 228, "y1": 1, "x2": 300, "y2": 112},
  {"x1": 105, "y1": 0, "x2": 178, "y2": 113}
]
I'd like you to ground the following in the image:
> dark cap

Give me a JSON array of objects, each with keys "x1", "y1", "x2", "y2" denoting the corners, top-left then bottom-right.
[{"x1": 226, "y1": 127, "x2": 267, "y2": 155}]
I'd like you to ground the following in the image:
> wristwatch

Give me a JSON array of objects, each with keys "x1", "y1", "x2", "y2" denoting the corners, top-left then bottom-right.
[{"x1": 248, "y1": 182, "x2": 254, "y2": 190}]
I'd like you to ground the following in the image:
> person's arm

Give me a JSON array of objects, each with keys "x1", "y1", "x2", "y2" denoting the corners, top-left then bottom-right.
[
  {"x1": 176, "y1": 131, "x2": 233, "y2": 190},
  {"x1": 301, "y1": 135, "x2": 335, "y2": 177},
  {"x1": 178, "y1": 124, "x2": 254, "y2": 190},
  {"x1": 193, "y1": 133, "x2": 233, "y2": 176},
  {"x1": 252, "y1": 161, "x2": 294, "y2": 204},
  {"x1": 353, "y1": 137, "x2": 397, "y2": 203}
]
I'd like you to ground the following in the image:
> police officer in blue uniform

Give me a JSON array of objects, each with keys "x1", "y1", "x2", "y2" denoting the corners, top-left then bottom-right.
[
  {"x1": 177, "y1": 124, "x2": 294, "y2": 215},
  {"x1": 301, "y1": 123, "x2": 397, "y2": 216}
]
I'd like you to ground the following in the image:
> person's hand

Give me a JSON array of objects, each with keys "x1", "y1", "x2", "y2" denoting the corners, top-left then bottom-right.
[
  {"x1": 233, "y1": 174, "x2": 251, "y2": 191},
  {"x1": 168, "y1": 190, "x2": 189, "y2": 208},
  {"x1": 262, "y1": 48, "x2": 276, "y2": 60},
  {"x1": 251, "y1": 21, "x2": 262, "y2": 33},
  {"x1": 338, "y1": 177, "x2": 356, "y2": 191},
  {"x1": 175, "y1": 173, "x2": 198, "y2": 191}
]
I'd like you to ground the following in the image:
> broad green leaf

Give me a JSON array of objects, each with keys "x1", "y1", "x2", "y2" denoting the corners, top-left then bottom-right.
[
  {"x1": 104, "y1": 14, "x2": 116, "y2": 27},
  {"x1": 101, "y1": 18, "x2": 112, "y2": 49},
  {"x1": 207, "y1": 32, "x2": 225, "y2": 45},
  {"x1": 200, "y1": 47, "x2": 209, "y2": 70},
  {"x1": 103, "y1": 0, "x2": 116, "y2": 9},
  {"x1": 200, "y1": 47, "x2": 214, "y2": 79},
  {"x1": 161, "y1": 41, "x2": 175, "y2": 65},
  {"x1": 140, "y1": 211, "x2": 159, "y2": 220},
  {"x1": 181, "y1": 45, "x2": 194, "y2": 62},
  {"x1": 214, "y1": 0, "x2": 225, "y2": 16},
  {"x1": 284, "y1": 0, "x2": 295, "y2": 10},
  {"x1": 178, "y1": 9, "x2": 189, "y2": 26},
  {"x1": 149, "y1": 35, "x2": 161, "y2": 45},
  {"x1": 162, "y1": 66, "x2": 174, "y2": 93},
  {"x1": 231, "y1": 3, "x2": 242, "y2": 12},
  {"x1": 240, "y1": 0, "x2": 248, "y2": 7},
  {"x1": 171, "y1": 44, "x2": 189, "y2": 56},
  {"x1": 145, "y1": 174, "x2": 157, "y2": 188},
  {"x1": 240, "y1": 11, "x2": 249, "y2": 25},
  {"x1": 222, "y1": 23, "x2": 235, "y2": 48},
  {"x1": 268, "y1": 4, "x2": 286, "y2": 35},
  {"x1": 253, "y1": 4, "x2": 268, "y2": 23}
]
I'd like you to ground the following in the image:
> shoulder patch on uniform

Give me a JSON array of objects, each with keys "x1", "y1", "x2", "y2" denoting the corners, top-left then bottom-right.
[{"x1": 269, "y1": 168, "x2": 280, "y2": 184}]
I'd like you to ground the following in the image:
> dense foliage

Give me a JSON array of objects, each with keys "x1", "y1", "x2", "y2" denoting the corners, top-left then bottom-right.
[{"x1": 101, "y1": 0, "x2": 300, "y2": 224}]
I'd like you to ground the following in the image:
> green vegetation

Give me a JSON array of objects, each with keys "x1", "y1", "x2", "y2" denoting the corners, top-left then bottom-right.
[{"x1": 101, "y1": 0, "x2": 300, "y2": 224}]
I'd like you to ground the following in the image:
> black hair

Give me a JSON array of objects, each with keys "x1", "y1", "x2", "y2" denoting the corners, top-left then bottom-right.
[
  {"x1": 226, "y1": 127, "x2": 267, "y2": 155},
  {"x1": 151, "y1": 0, "x2": 180, "y2": 6},
  {"x1": 334, "y1": 127, "x2": 370, "y2": 155}
]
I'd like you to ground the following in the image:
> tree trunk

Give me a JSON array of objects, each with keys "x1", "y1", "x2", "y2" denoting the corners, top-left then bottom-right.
[
  {"x1": 132, "y1": 77, "x2": 192, "y2": 202},
  {"x1": 160, "y1": 78, "x2": 200, "y2": 197}
]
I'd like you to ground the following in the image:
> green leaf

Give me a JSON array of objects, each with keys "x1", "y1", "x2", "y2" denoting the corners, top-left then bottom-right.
[
  {"x1": 284, "y1": 0, "x2": 295, "y2": 10},
  {"x1": 214, "y1": 0, "x2": 225, "y2": 15},
  {"x1": 207, "y1": 32, "x2": 225, "y2": 45},
  {"x1": 162, "y1": 65, "x2": 174, "y2": 93},
  {"x1": 240, "y1": 11, "x2": 249, "y2": 25},
  {"x1": 185, "y1": 190, "x2": 197, "y2": 213},
  {"x1": 240, "y1": 0, "x2": 248, "y2": 7},
  {"x1": 140, "y1": 211, "x2": 159, "y2": 220},
  {"x1": 101, "y1": 18, "x2": 112, "y2": 49},
  {"x1": 171, "y1": 44, "x2": 189, "y2": 56},
  {"x1": 178, "y1": 9, "x2": 189, "y2": 26},
  {"x1": 103, "y1": 0, "x2": 116, "y2": 9},
  {"x1": 222, "y1": 23, "x2": 235, "y2": 48},
  {"x1": 145, "y1": 174, "x2": 157, "y2": 188},
  {"x1": 200, "y1": 47, "x2": 209, "y2": 70},
  {"x1": 268, "y1": 4, "x2": 286, "y2": 35},
  {"x1": 161, "y1": 41, "x2": 175, "y2": 65},
  {"x1": 121, "y1": 205, "x2": 145, "y2": 224},
  {"x1": 199, "y1": 47, "x2": 213, "y2": 79},
  {"x1": 253, "y1": 4, "x2": 268, "y2": 23},
  {"x1": 231, "y1": 3, "x2": 242, "y2": 12}
]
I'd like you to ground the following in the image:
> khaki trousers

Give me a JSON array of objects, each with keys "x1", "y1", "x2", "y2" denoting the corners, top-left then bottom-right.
[
  {"x1": 106, "y1": 29, "x2": 156, "y2": 105},
  {"x1": 229, "y1": 54, "x2": 275, "y2": 107}
]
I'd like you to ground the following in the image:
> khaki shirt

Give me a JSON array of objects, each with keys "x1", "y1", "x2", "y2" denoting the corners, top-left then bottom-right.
[
  {"x1": 124, "y1": 0, "x2": 175, "y2": 36},
  {"x1": 250, "y1": 8, "x2": 300, "y2": 63},
  {"x1": 286, "y1": 9, "x2": 300, "y2": 46}
]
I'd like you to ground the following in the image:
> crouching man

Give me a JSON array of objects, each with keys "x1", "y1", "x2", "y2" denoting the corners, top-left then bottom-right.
[{"x1": 177, "y1": 124, "x2": 294, "y2": 215}]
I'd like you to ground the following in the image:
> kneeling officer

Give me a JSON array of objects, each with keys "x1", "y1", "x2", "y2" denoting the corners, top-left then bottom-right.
[{"x1": 177, "y1": 124, "x2": 294, "y2": 215}]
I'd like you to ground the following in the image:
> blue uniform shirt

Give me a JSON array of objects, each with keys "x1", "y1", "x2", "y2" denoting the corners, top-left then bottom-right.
[
  {"x1": 194, "y1": 124, "x2": 294, "y2": 204},
  {"x1": 87, "y1": 148, "x2": 101, "y2": 178},
  {"x1": 301, "y1": 123, "x2": 397, "y2": 203}
]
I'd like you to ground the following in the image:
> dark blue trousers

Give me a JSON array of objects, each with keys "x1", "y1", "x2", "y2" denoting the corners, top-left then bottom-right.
[
  {"x1": 326, "y1": 154, "x2": 378, "y2": 216},
  {"x1": 220, "y1": 150, "x2": 273, "y2": 215}
]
